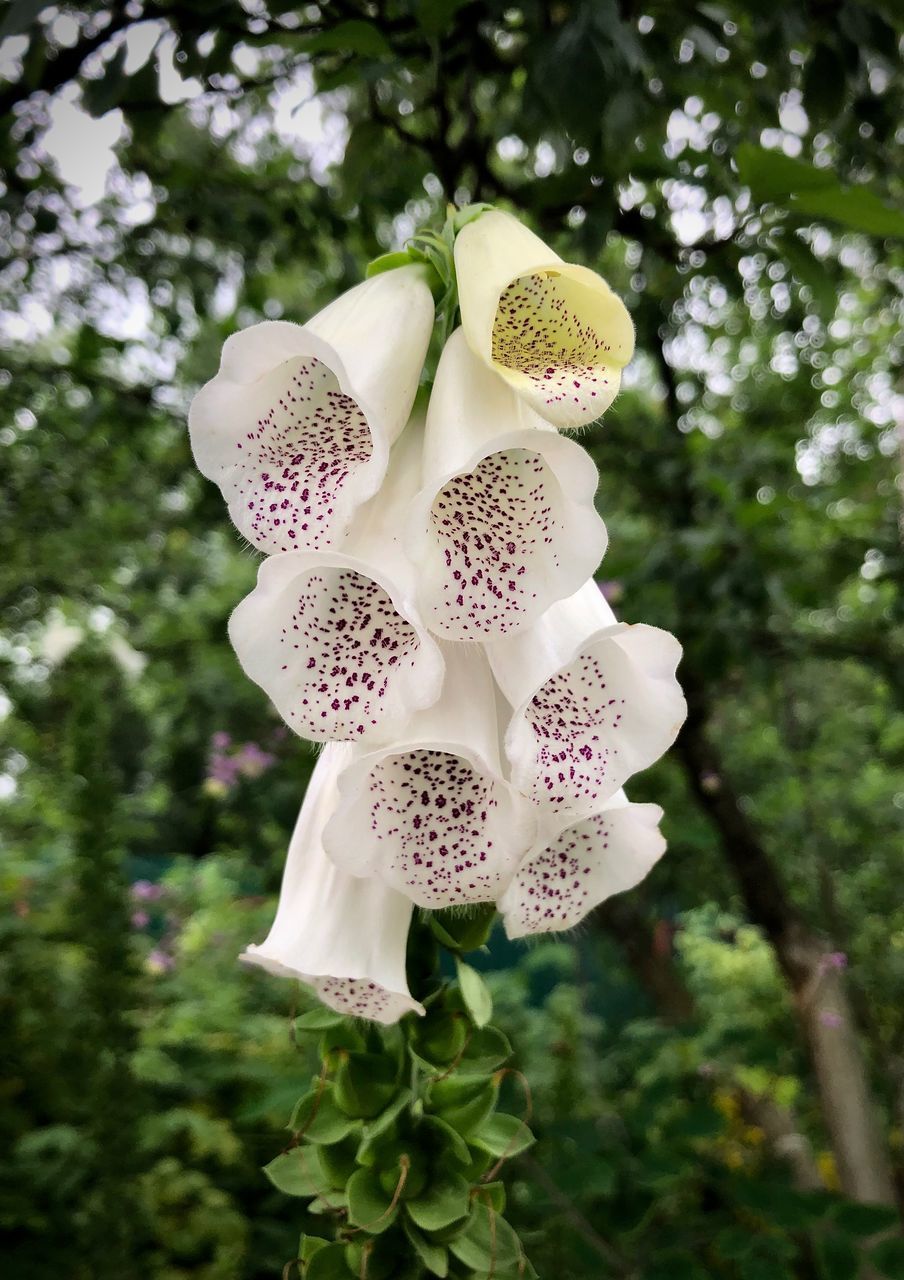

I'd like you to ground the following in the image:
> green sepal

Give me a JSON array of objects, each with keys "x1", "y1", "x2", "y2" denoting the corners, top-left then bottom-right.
[
  {"x1": 412, "y1": 1008, "x2": 469, "y2": 1069},
  {"x1": 452, "y1": 203, "x2": 496, "y2": 233},
  {"x1": 287, "y1": 1084, "x2": 359, "y2": 1145},
  {"x1": 476, "y1": 1181, "x2": 506, "y2": 1214},
  {"x1": 404, "y1": 1219, "x2": 450, "y2": 1277},
  {"x1": 357, "y1": 1089, "x2": 413, "y2": 1165},
  {"x1": 317, "y1": 1135, "x2": 360, "y2": 1189},
  {"x1": 294, "y1": 1007, "x2": 345, "y2": 1033},
  {"x1": 428, "y1": 905, "x2": 496, "y2": 953},
  {"x1": 454, "y1": 959, "x2": 493, "y2": 1028},
  {"x1": 366, "y1": 249, "x2": 418, "y2": 277},
  {"x1": 263, "y1": 1147, "x2": 331, "y2": 1198},
  {"x1": 346, "y1": 1167, "x2": 399, "y2": 1234},
  {"x1": 448, "y1": 1201, "x2": 523, "y2": 1274},
  {"x1": 469, "y1": 1113, "x2": 535, "y2": 1160},
  {"x1": 319, "y1": 1022, "x2": 366, "y2": 1060},
  {"x1": 299, "y1": 1235, "x2": 330, "y2": 1262},
  {"x1": 334, "y1": 1053, "x2": 400, "y2": 1118},
  {"x1": 304, "y1": 1241, "x2": 354, "y2": 1279},
  {"x1": 307, "y1": 1191, "x2": 348, "y2": 1216},
  {"x1": 458, "y1": 1026, "x2": 512, "y2": 1074},
  {"x1": 406, "y1": 1171, "x2": 471, "y2": 1232},
  {"x1": 429, "y1": 1075, "x2": 498, "y2": 1136},
  {"x1": 421, "y1": 1115, "x2": 472, "y2": 1166}
]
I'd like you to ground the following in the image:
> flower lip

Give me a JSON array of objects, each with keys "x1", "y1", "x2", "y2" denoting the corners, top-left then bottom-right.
[
  {"x1": 228, "y1": 546, "x2": 444, "y2": 745},
  {"x1": 188, "y1": 266, "x2": 434, "y2": 553},
  {"x1": 488, "y1": 582, "x2": 685, "y2": 819},
  {"x1": 241, "y1": 742, "x2": 424, "y2": 1025},
  {"x1": 498, "y1": 796, "x2": 666, "y2": 940},
  {"x1": 323, "y1": 644, "x2": 536, "y2": 908},
  {"x1": 407, "y1": 329, "x2": 608, "y2": 641}
]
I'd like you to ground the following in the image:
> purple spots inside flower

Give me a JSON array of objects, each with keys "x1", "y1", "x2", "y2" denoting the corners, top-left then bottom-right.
[
  {"x1": 237, "y1": 356, "x2": 372, "y2": 552},
  {"x1": 315, "y1": 975, "x2": 402, "y2": 1021},
  {"x1": 429, "y1": 450, "x2": 563, "y2": 636},
  {"x1": 364, "y1": 749, "x2": 507, "y2": 906},
  {"x1": 279, "y1": 569, "x2": 422, "y2": 740},
  {"x1": 492, "y1": 273, "x2": 617, "y2": 422},
  {"x1": 524, "y1": 652, "x2": 625, "y2": 810},
  {"x1": 508, "y1": 813, "x2": 612, "y2": 934}
]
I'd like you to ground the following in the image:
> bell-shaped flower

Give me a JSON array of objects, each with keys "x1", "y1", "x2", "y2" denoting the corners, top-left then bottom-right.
[
  {"x1": 228, "y1": 425, "x2": 444, "y2": 744},
  {"x1": 487, "y1": 580, "x2": 685, "y2": 818},
  {"x1": 241, "y1": 744, "x2": 424, "y2": 1024},
  {"x1": 323, "y1": 643, "x2": 535, "y2": 909},
  {"x1": 454, "y1": 209, "x2": 634, "y2": 429},
  {"x1": 499, "y1": 794, "x2": 666, "y2": 938},
  {"x1": 406, "y1": 328, "x2": 607, "y2": 641},
  {"x1": 188, "y1": 265, "x2": 435, "y2": 553}
]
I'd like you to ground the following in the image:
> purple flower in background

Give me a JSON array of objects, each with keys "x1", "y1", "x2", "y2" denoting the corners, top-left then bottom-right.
[
  {"x1": 818, "y1": 1010, "x2": 844, "y2": 1029},
  {"x1": 131, "y1": 879, "x2": 164, "y2": 902},
  {"x1": 206, "y1": 732, "x2": 277, "y2": 793},
  {"x1": 147, "y1": 948, "x2": 175, "y2": 974},
  {"x1": 819, "y1": 950, "x2": 848, "y2": 973},
  {"x1": 131, "y1": 910, "x2": 150, "y2": 929}
]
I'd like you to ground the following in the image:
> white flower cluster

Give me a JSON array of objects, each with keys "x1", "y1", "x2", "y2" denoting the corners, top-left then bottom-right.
[{"x1": 189, "y1": 210, "x2": 687, "y2": 1024}]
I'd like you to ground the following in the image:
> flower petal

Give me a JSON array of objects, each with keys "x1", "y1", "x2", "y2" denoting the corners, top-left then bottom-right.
[
  {"x1": 229, "y1": 425, "x2": 444, "y2": 743},
  {"x1": 323, "y1": 644, "x2": 535, "y2": 908},
  {"x1": 454, "y1": 210, "x2": 634, "y2": 429},
  {"x1": 499, "y1": 798, "x2": 666, "y2": 938},
  {"x1": 408, "y1": 330, "x2": 607, "y2": 640},
  {"x1": 488, "y1": 581, "x2": 685, "y2": 816},
  {"x1": 188, "y1": 266, "x2": 434, "y2": 552},
  {"x1": 241, "y1": 744, "x2": 424, "y2": 1024}
]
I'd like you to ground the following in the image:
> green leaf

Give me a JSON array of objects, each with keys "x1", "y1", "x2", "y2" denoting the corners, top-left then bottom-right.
[
  {"x1": 263, "y1": 1147, "x2": 329, "y2": 1198},
  {"x1": 736, "y1": 144, "x2": 904, "y2": 238},
  {"x1": 455, "y1": 959, "x2": 493, "y2": 1028},
  {"x1": 413, "y1": 1009, "x2": 469, "y2": 1068},
  {"x1": 287, "y1": 1085, "x2": 358, "y2": 1145},
  {"x1": 294, "y1": 1007, "x2": 345, "y2": 1033},
  {"x1": 448, "y1": 1201, "x2": 522, "y2": 1273},
  {"x1": 305, "y1": 1242, "x2": 354, "y2": 1279},
  {"x1": 404, "y1": 1220, "x2": 449, "y2": 1277},
  {"x1": 346, "y1": 1167, "x2": 399, "y2": 1234},
  {"x1": 416, "y1": 0, "x2": 469, "y2": 38},
  {"x1": 470, "y1": 1113, "x2": 535, "y2": 1159},
  {"x1": 308, "y1": 19, "x2": 391, "y2": 58},
  {"x1": 406, "y1": 1171, "x2": 471, "y2": 1232},
  {"x1": 334, "y1": 1053, "x2": 399, "y2": 1119},
  {"x1": 300, "y1": 1236, "x2": 331, "y2": 1262}
]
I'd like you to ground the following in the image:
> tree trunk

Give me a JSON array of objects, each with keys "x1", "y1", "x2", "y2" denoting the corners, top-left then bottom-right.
[{"x1": 679, "y1": 669, "x2": 897, "y2": 1206}]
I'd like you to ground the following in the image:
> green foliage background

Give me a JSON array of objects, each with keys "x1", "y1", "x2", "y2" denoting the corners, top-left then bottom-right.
[{"x1": 1, "y1": 2, "x2": 903, "y2": 1277}]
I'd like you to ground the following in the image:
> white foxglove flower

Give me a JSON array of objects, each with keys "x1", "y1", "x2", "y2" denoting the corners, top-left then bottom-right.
[
  {"x1": 487, "y1": 580, "x2": 685, "y2": 817},
  {"x1": 228, "y1": 426, "x2": 444, "y2": 744},
  {"x1": 499, "y1": 794, "x2": 666, "y2": 938},
  {"x1": 454, "y1": 210, "x2": 634, "y2": 429},
  {"x1": 407, "y1": 329, "x2": 607, "y2": 640},
  {"x1": 242, "y1": 743, "x2": 424, "y2": 1024},
  {"x1": 188, "y1": 266, "x2": 434, "y2": 553},
  {"x1": 323, "y1": 643, "x2": 535, "y2": 908}
]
